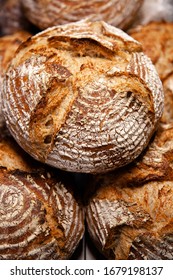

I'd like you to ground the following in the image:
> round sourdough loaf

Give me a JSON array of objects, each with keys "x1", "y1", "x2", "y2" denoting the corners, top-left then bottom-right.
[
  {"x1": 129, "y1": 22, "x2": 173, "y2": 124},
  {"x1": 0, "y1": 31, "x2": 31, "y2": 128},
  {"x1": 0, "y1": 132, "x2": 84, "y2": 259},
  {"x1": 2, "y1": 20, "x2": 164, "y2": 173},
  {"x1": 86, "y1": 123, "x2": 173, "y2": 259},
  {"x1": 20, "y1": 0, "x2": 143, "y2": 30}
]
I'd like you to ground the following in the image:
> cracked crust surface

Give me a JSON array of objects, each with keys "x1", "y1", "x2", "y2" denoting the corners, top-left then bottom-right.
[
  {"x1": 129, "y1": 22, "x2": 173, "y2": 124},
  {"x1": 0, "y1": 169, "x2": 84, "y2": 259},
  {"x1": 2, "y1": 20, "x2": 164, "y2": 173},
  {"x1": 0, "y1": 132, "x2": 84, "y2": 260},
  {"x1": 86, "y1": 123, "x2": 173, "y2": 259}
]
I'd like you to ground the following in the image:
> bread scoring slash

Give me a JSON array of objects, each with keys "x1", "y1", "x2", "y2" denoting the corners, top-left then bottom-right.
[
  {"x1": 2, "y1": 20, "x2": 164, "y2": 173},
  {"x1": 129, "y1": 22, "x2": 173, "y2": 125}
]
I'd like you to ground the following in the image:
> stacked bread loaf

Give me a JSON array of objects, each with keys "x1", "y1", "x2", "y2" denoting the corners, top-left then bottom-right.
[
  {"x1": 85, "y1": 18, "x2": 173, "y2": 260},
  {"x1": 0, "y1": 130, "x2": 85, "y2": 260},
  {"x1": 129, "y1": 22, "x2": 173, "y2": 124},
  {"x1": 1, "y1": 20, "x2": 164, "y2": 173},
  {"x1": 0, "y1": 31, "x2": 31, "y2": 128},
  {"x1": 20, "y1": 0, "x2": 143, "y2": 30},
  {"x1": 86, "y1": 122, "x2": 173, "y2": 259},
  {"x1": 0, "y1": 14, "x2": 85, "y2": 259},
  {"x1": 0, "y1": 0, "x2": 173, "y2": 260}
]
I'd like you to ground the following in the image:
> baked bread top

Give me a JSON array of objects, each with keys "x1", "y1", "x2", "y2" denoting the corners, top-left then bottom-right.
[{"x1": 2, "y1": 20, "x2": 164, "y2": 173}]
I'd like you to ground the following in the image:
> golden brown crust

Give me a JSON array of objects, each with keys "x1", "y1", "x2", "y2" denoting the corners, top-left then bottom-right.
[
  {"x1": 0, "y1": 31, "x2": 31, "y2": 128},
  {"x1": 85, "y1": 33, "x2": 173, "y2": 254},
  {"x1": 86, "y1": 123, "x2": 173, "y2": 259},
  {"x1": 21, "y1": 0, "x2": 143, "y2": 30},
  {"x1": 129, "y1": 22, "x2": 173, "y2": 124},
  {"x1": 2, "y1": 21, "x2": 164, "y2": 173},
  {"x1": 129, "y1": 22, "x2": 173, "y2": 79},
  {"x1": 0, "y1": 128, "x2": 41, "y2": 172},
  {"x1": 0, "y1": 31, "x2": 31, "y2": 71}
]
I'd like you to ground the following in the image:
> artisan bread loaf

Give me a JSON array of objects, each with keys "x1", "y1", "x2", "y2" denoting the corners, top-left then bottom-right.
[
  {"x1": 129, "y1": 22, "x2": 173, "y2": 80},
  {"x1": 0, "y1": 132, "x2": 84, "y2": 259},
  {"x1": 0, "y1": 31, "x2": 31, "y2": 128},
  {"x1": 129, "y1": 22, "x2": 173, "y2": 124},
  {"x1": 20, "y1": 0, "x2": 143, "y2": 31},
  {"x1": 2, "y1": 20, "x2": 164, "y2": 174},
  {"x1": 86, "y1": 123, "x2": 173, "y2": 259}
]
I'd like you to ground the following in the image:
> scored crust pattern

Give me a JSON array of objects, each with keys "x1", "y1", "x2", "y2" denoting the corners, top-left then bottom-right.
[
  {"x1": 2, "y1": 21, "x2": 164, "y2": 173},
  {"x1": 86, "y1": 124, "x2": 173, "y2": 259},
  {"x1": 0, "y1": 170, "x2": 84, "y2": 259}
]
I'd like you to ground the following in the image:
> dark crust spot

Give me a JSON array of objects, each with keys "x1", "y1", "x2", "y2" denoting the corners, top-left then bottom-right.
[{"x1": 44, "y1": 135, "x2": 52, "y2": 144}]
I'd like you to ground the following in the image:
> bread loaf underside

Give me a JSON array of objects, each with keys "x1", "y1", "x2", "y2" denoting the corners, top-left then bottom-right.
[{"x1": 3, "y1": 21, "x2": 163, "y2": 173}]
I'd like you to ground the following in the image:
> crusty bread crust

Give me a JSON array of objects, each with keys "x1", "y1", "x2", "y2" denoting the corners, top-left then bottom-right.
[
  {"x1": 0, "y1": 134, "x2": 84, "y2": 259},
  {"x1": 0, "y1": 169, "x2": 84, "y2": 259},
  {"x1": 21, "y1": 0, "x2": 143, "y2": 30},
  {"x1": 129, "y1": 22, "x2": 173, "y2": 124},
  {"x1": 2, "y1": 21, "x2": 164, "y2": 173},
  {"x1": 0, "y1": 31, "x2": 31, "y2": 128},
  {"x1": 86, "y1": 123, "x2": 173, "y2": 259}
]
